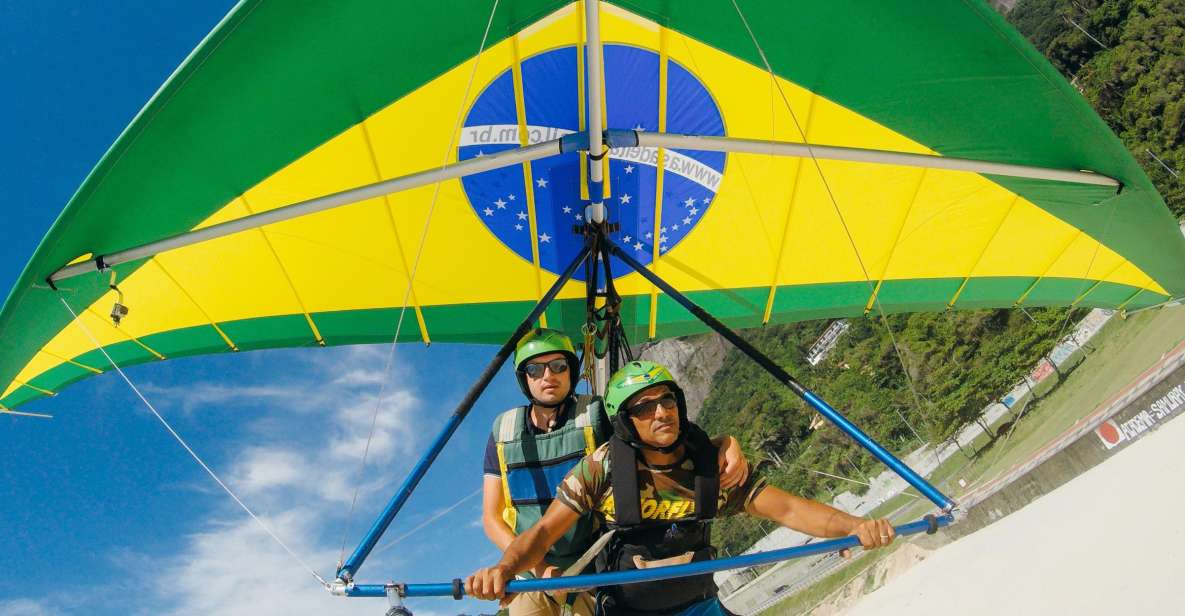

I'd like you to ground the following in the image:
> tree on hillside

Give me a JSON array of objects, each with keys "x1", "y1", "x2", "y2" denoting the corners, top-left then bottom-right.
[{"x1": 1008, "y1": 0, "x2": 1185, "y2": 217}]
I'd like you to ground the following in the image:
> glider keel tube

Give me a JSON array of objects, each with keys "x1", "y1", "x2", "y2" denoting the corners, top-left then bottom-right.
[
  {"x1": 343, "y1": 514, "x2": 953, "y2": 598},
  {"x1": 628, "y1": 131, "x2": 1120, "y2": 188},
  {"x1": 50, "y1": 137, "x2": 579, "y2": 283},
  {"x1": 585, "y1": 0, "x2": 607, "y2": 224},
  {"x1": 336, "y1": 242, "x2": 593, "y2": 583},
  {"x1": 608, "y1": 241, "x2": 956, "y2": 512}
]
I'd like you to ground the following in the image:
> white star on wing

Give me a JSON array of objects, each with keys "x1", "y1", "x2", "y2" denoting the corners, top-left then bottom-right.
[
  {"x1": 483, "y1": 207, "x2": 494, "y2": 216},
  {"x1": 517, "y1": 211, "x2": 528, "y2": 220},
  {"x1": 494, "y1": 198, "x2": 507, "y2": 209},
  {"x1": 536, "y1": 177, "x2": 548, "y2": 188},
  {"x1": 634, "y1": 241, "x2": 643, "y2": 251},
  {"x1": 623, "y1": 235, "x2": 632, "y2": 243},
  {"x1": 515, "y1": 224, "x2": 523, "y2": 231},
  {"x1": 508, "y1": 194, "x2": 516, "y2": 201},
  {"x1": 539, "y1": 233, "x2": 551, "y2": 243},
  {"x1": 683, "y1": 217, "x2": 692, "y2": 225},
  {"x1": 576, "y1": 214, "x2": 583, "y2": 221},
  {"x1": 619, "y1": 193, "x2": 632, "y2": 204},
  {"x1": 645, "y1": 232, "x2": 653, "y2": 239},
  {"x1": 683, "y1": 197, "x2": 695, "y2": 207},
  {"x1": 689, "y1": 207, "x2": 699, "y2": 216},
  {"x1": 624, "y1": 165, "x2": 635, "y2": 174},
  {"x1": 562, "y1": 206, "x2": 572, "y2": 214},
  {"x1": 672, "y1": 224, "x2": 680, "y2": 230},
  {"x1": 702, "y1": 197, "x2": 710, "y2": 205}
]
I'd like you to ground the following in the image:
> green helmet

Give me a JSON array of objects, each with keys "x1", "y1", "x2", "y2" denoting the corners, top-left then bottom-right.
[
  {"x1": 604, "y1": 360, "x2": 688, "y2": 451},
  {"x1": 514, "y1": 328, "x2": 577, "y2": 369},
  {"x1": 513, "y1": 328, "x2": 579, "y2": 406}
]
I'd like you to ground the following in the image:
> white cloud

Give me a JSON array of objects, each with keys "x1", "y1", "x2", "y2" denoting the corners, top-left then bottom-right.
[
  {"x1": 0, "y1": 600, "x2": 53, "y2": 616},
  {"x1": 332, "y1": 368, "x2": 390, "y2": 387},
  {"x1": 139, "y1": 511, "x2": 362, "y2": 616},
  {"x1": 130, "y1": 346, "x2": 451, "y2": 616},
  {"x1": 144, "y1": 382, "x2": 323, "y2": 414},
  {"x1": 231, "y1": 448, "x2": 311, "y2": 494}
]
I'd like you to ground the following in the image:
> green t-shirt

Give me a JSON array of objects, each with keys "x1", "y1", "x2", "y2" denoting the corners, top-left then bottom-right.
[{"x1": 556, "y1": 442, "x2": 766, "y2": 524}]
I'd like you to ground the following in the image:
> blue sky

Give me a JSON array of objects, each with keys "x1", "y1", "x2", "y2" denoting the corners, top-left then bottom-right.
[{"x1": 1, "y1": 4, "x2": 522, "y2": 615}]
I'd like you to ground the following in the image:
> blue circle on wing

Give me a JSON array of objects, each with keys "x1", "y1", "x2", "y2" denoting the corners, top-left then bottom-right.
[{"x1": 458, "y1": 45, "x2": 724, "y2": 281}]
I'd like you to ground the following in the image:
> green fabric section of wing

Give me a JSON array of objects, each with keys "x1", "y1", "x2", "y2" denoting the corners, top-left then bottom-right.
[
  {"x1": 4, "y1": 1, "x2": 1184, "y2": 409},
  {"x1": 2, "y1": 277, "x2": 1159, "y2": 409},
  {"x1": 611, "y1": 0, "x2": 1185, "y2": 295},
  {"x1": 0, "y1": 0, "x2": 568, "y2": 400}
]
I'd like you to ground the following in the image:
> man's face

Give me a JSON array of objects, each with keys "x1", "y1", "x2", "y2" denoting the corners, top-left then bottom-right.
[
  {"x1": 627, "y1": 384, "x2": 681, "y2": 449},
  {"x1": 523, "y1": 352, "x2": 571, "y2": 405}
]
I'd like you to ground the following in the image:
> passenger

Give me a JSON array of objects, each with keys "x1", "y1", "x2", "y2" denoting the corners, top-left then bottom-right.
[
  {"x1": 482, "y1": 332, "x2": 751, "y2": 616},
  {"x1": 471, "y1": 360, "x2": 897, "y2": 616}
]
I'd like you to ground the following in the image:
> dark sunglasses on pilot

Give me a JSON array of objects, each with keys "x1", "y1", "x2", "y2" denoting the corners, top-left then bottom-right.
[
  {"x1": 624, "y1": 392, "x2": 678, "y2": 418},
  {"x1": 520, "y1": 358, "x2": 570, "y2": 379}
]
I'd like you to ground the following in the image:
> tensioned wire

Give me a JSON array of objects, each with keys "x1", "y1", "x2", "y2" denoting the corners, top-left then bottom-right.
[
  {"x1": 728, "y1": 0, "x2": 935, "y2": 449},
  {"x1": 730, "y1": 0, "x2": 1122, "y2": 476},
  {"x1": 370, "y1": 488, "x2": 483, "y2": 556},
  {"x1": 981, "y1": 195, "x2": 1121, "y2": 478},
  {"x1": 49, "y1": 0, "x2": 506, "y2": 584},
  {"x1": 57, "y1": 295, "x2": 330, "y2": 588},
  {"x1": 336, "y1": 0, "x2": 504, "y2": 566}
]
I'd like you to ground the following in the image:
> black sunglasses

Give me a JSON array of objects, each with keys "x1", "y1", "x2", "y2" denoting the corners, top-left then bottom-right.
[
  {"x1": 624, "y1": 392, "x2": 678, "y2": 418},
  {"x1": 520, "y1": 358, "x2": 570, "y2": 379}
]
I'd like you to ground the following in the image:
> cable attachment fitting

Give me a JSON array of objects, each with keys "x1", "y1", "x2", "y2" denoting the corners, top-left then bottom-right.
[
  {"x1": 108, "y1": 270, "x2": 129, "y2": 326},
  {"x1": 587, "y1": 144, "x2": 611, "y2": 161},
  {"x1": 327, "y1": 578, "x2": 351, "y2": 596},
  {"x1": 385, "y1": 584, "x2": 412, "y2": 616}
]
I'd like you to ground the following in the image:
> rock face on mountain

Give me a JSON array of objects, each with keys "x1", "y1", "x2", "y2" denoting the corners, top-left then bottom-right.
[{"x1": 637, "y1": 333, "x2": 728, "y2": 422}]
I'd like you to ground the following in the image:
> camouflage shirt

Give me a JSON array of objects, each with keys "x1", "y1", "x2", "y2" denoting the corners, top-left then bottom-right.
[{"x1": 556, "y1": 442, "x2": 766, "y2": 524}]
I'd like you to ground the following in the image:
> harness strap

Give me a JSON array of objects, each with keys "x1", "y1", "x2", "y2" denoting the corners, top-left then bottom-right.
[
  {"x1": 496, "y1": 440, "x2": 517, "y2": 528},
  {"x1": 686, "y1": 426, "x2": 719, "y2": 521},
  {"x1": 562, "y1": 528, "x2": 618, "y2": 578},
  {"x1": 608, "y1": 426, "x2": 720, "y2": 526},
  {"x1": 610, "y1": 435, "x2": 643, "y2": 526}
]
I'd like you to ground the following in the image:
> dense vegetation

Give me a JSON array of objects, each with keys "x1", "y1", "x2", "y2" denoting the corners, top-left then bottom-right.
[
  {"x1": 1010, "y1": 0, "x2": 1185, "y2": 216},
  {"x1": 701, "y1": 0, "x2": 1185, "y2": 555},
  {"x1": 699, "y1": 309, "x2": 1077, "y2": 553}
]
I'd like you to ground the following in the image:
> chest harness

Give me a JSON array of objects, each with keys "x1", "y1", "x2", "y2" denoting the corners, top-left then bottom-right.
[
  {"x1": 492, "y1": 394, "x2": 610, "y2": 569},
  {"x1": 595, "y1": 426, "x2": 721, "y2": 615}
]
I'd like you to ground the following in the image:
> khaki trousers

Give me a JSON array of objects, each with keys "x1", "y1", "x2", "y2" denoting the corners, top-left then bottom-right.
[{"x1": 507, "y1": 591, "x2": 595, "y2": 616}]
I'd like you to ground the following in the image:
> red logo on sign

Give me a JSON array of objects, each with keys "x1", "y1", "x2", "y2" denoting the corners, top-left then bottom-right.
[{"x1": 1095, "y1": 419, "x2": 1125, "y2": 449}]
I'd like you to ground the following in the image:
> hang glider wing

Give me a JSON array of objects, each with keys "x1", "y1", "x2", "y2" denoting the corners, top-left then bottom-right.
[{"x1": 3, "y1": 1, "x2": 1182, "y2": 409}]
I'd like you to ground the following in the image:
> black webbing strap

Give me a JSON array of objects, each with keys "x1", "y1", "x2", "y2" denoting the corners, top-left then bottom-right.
[
  {"x1": 610, "y1": 429, "x2": 720, "y2": 525},
  {"x1": 925, "y1": 514, "x2": 939, "y2": 535},
  {"x1": 609, "y1": 435, "x2": 643, "y2": 527},
  {"x1": 685, "y1": 426, "x2": 719, "y2": 520}
]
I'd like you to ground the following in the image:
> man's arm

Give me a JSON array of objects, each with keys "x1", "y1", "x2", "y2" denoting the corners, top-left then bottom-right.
[
  {"x1": 482, "y1": 476, "x2": 563, "y2": 578},
  {"x1": 481, "y1": 475, "x2": 517, "y2": 551},
  {"x1": 466, "y1": 498, "x2": 582, "y2": 601},
  {"x1": 746, "y1": 485, "x2": 896, "y2": 550}
]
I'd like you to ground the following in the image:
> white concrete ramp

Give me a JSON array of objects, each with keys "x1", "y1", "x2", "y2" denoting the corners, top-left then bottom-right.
[{"x1": 847, "y1": 414, "x2": 1185, "y2": 615}]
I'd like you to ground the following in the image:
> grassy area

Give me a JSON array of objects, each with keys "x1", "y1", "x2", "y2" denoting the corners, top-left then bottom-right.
[
  {"x1": 879, "y1": 304, "x2": 1185, "y2": 524},
  {"x1": 760, "y1": 305, "x2": 1185, "y2": 613},
  {"x1": 960, "y1": 305, "x2": 1185, "y2": 491},
  {"x1": 763, "y1": 544, "x2": 905, "y2": 616}
]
